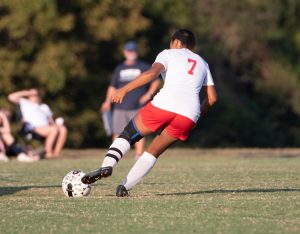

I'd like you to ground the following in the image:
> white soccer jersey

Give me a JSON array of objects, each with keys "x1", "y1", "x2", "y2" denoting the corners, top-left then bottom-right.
[
  {"x1": 20, "y1": 98, "x2": 52, "y2": 128},
  {"x1": 151, "y1": 48, "x2": 214, "y2": 122}
]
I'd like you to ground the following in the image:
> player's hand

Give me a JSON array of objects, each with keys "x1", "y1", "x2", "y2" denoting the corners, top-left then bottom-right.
[
  {"x1": 100, "y1": 101, "x2": 111, "y2": 113},
  {"x1": 111, "y1": 88, "x2": 127, "y2": 104}
]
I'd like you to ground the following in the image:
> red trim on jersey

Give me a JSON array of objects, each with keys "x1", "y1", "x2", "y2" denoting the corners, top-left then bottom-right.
[{"x1": 139, "y1": 102, "x2": 196, "y2": 141}]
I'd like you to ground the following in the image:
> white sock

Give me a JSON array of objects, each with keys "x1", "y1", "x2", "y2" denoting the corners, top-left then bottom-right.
[
  {"x1": 121, "y1": 151, "x2": 157, "y2": 190},
  {"x1": 101, "y1": 138, "x2": 131, "y2": 168}
]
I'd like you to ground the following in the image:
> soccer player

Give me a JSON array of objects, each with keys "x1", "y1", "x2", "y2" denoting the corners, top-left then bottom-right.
[{"x1": 82, "y1": 29, "x2": 217, "y2": 197}]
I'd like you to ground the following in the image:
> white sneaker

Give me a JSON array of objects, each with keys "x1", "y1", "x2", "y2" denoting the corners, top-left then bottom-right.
[
  {"x1": 0, "y1": 153, "x2": 9, "y2": 162},
  {"x1": 17, "y1": 153, "x2": 37, "y2": 162}
]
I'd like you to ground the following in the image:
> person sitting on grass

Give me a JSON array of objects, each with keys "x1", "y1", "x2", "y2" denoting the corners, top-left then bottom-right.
[
  {"x1": 8, "y1": 89, "x2": 67, "y2": 158},
  {"x1": 81, "y1": 29, "x2": 217, "y2": 197},
  {"x1": 0, "y1": 109, "x2": 39, "y2": 162}
]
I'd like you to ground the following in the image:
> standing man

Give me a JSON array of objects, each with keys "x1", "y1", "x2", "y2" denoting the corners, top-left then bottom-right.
[{"x1": 100, "y1": 41, "x2": 160, "y2": 158}]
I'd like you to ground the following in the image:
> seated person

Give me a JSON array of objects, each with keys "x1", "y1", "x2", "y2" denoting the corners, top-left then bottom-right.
[
  {"x1": 8, "y1": 89, "x2": 67, "y2": 158},
  {"x1": 0, "y1": 109, "x2": 38, "y2": 162},
  {"x1": 0, "y1": 131, "x2": 8, "y2": 162}
]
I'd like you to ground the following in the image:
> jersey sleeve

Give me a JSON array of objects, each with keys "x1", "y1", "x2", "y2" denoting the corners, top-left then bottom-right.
[
  {"x1": 203, "y1": 65, "x2": 215, "y2": 86},
  {"x1": 153, "y1": 50, "x2": 168, "y2": 71}
]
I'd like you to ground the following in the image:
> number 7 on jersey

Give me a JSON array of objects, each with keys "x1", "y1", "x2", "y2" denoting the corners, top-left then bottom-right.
[{"x1": 188, "y1": 58, "x2": 197, "y2": 75}]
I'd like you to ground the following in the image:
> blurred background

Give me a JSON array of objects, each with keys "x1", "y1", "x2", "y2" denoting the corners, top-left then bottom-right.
[{"x1": 0, "y1": 0, "x2": 299, "y2": 148}]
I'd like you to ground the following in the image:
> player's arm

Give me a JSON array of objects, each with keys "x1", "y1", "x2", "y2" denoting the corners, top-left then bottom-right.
[
  {"x1": 200, "y1": 85, "x2": 217, "y2": 117},
  {"x1": 139, "y1": 78, "x2": 161, "y2": 104},
  {"x1": 147, "y1": 79, "x2": 161, "y2": 98},
  {"x1": 8, "y1": 89, "x2": 38, "y2": 104},
  {"x1": 112, "y1": 63, "x2": 164, "y2": 104}
]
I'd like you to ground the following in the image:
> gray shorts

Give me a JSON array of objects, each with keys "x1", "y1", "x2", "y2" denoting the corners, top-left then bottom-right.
[{"x1": 112, "y1": 109, "x2": 138, "y2": 134}]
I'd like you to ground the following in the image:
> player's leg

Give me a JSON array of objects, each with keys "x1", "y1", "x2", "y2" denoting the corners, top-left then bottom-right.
[
  {"x1": 53, "y1": 125, "x2": 68, "y2": 157},
  {"x1": 127, "y1": 110, "x2": 145, "y2": 159},
  {"x1": 134, "y1": 138, "x2": 145, "y2": 158},
  {"x1": 102, "y1": 109, "x2": 131, "y2": 169},
  {"x1": 81, "y1": 110, "x2": 128, "y2": 184},
  {"x1": 116, "y1": 112, "x2": 196, "y2": 196},
  {"x1": 116, "y1": 129, "x2": 177, "y2": 196},
  {"x1": 101, "y1": 110, "x2": 148, "y2": 170},
  {"x1": 81, "y1": 113, "x2": 153, "y2": 184}
]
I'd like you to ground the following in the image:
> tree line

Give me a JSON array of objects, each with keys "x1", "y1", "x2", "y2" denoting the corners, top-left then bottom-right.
[{"x1": 0, "y1": 0, "x2": 299, "y2": 147}]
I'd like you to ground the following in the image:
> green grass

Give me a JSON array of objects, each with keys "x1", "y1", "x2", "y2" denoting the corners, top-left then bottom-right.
[{"x1": 1, "y1": 149, "x2": 300, "y2": 234}]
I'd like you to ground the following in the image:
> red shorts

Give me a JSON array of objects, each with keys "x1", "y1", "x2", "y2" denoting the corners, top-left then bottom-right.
[{"x1": 139, "y1": 102, "x2": 196, "y2": 141}]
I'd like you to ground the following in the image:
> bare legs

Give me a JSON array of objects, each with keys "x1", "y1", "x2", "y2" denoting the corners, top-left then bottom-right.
[
  {"x1": 134, "y1": 138, "x2": 145, "y2": 157},
  {"x1": 53, "y1": 125, "x2": 67, "y2": 157},
  {"x1": 82, "y1": 113, "x2": 178, "y2": 192},
  {"x1": 35, "y1": 125, "x2": 57, "y2": 157},
  {"x1": 115, "y1": 114, "x2": 177, "y2": 194},
  {"x1": 1, "y1": 132, "x2": 15, "y2": 146},
  {"x1": 35, "y1": 124, "x2": 67, "y2": 157}
]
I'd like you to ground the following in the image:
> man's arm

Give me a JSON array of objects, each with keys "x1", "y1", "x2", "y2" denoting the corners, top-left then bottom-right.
[
  {"x1": 112, "y1": 63, "x2": 164, "y2": 104},
  {"x1": 200, "y1": 85, "x2": 217, "y2": 117},
  {"x1": 8, "y1": 89, "x2": 38, "y2": 104},
  {"x1": 100, "y1": 86, "x2": 117, "y2": 112}
]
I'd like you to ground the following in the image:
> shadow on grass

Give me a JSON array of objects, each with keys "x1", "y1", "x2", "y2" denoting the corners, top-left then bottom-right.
[
  {"x1": 0, "y1": 185, "x2": 61, "y2": 196},
  {"x1": 0, "y1": 183, "x2": 104, "y2": 196},
  {"x1": 158, "y1": 188, "x2": 300, "y2": 196}
]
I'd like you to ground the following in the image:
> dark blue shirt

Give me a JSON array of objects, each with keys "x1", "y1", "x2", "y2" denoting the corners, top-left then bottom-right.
[{"x1": 111, "y1": 60, "x2": 151, "y2": 110}]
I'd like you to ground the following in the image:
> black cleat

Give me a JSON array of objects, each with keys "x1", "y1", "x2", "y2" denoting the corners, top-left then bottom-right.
[
  {"x1": 116, "y1": 185, "x2": 129, "y2": 197},
  {"x1": 81, "y1": 166, "x2": 113, "y2": 184}
]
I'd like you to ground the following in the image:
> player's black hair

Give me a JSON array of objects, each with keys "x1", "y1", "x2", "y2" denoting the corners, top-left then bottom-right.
[{"x1": 171, "y1": 29, "x2": 196, "y2": 50}]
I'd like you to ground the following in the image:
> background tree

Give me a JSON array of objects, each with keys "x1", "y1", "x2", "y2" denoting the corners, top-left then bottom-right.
[{"x1": 0, "y1": 0, "x2": 299, "y2": 148}]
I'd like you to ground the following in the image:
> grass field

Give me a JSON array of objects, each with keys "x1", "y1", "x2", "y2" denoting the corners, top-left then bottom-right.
[{"x1": 1, "y1": 148, "x2": 300, "y2": 234}]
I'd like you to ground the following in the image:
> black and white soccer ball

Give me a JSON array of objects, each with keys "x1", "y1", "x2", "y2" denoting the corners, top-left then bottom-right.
[{"x1": 62, "y1": 170, "x2": 92, "y2": 197}]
